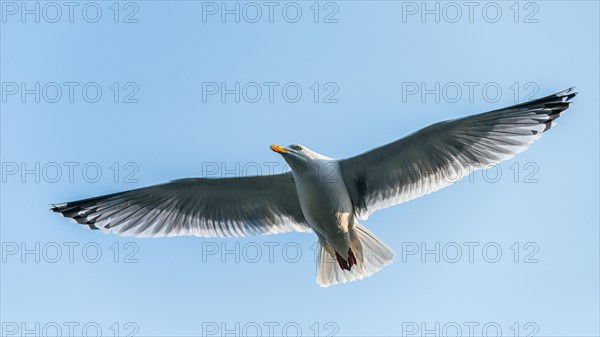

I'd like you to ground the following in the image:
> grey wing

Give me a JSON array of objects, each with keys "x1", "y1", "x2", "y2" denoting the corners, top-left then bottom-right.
[
  {"x1": 51, "y1": 172, "x2": 311, "y2": 237},
  {"x1": 340, "y1": 88, "x2": 576, "y2": 219}
]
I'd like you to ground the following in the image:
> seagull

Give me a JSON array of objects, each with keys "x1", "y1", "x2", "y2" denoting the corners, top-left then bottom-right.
[{"x1": 52, "y1": 88, "x2": 576, "y2": 287}]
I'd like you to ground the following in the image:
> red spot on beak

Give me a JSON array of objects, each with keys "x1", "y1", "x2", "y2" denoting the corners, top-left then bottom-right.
[{"x1": 270, "y1": 144, "x2": 287, "y2": 154}]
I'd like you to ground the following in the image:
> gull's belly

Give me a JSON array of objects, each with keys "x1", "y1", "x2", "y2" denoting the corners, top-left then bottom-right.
[{"x1": 294, "y1": 164, "x2": 354, "y2": 240}]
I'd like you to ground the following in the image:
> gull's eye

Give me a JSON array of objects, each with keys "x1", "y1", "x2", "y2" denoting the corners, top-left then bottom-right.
[{"x1": 294, "y1": 145, "x2": 302, "y2": 151}]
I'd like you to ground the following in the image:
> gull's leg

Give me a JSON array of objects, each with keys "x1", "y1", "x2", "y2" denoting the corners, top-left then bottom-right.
[
  {"x1": 335, "y1": 248, "x2": 357, "y2": 271},
  {"x1": 347, "y1": 248, "x2": 357, "y2": 269},
  {"x1": 335, "y1": 251, "x2": 350, "y2": 270}
]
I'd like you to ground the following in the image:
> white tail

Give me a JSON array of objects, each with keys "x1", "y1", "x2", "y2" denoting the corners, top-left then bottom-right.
[{"x1": 316, "y1": 224, "x2": 395, "y2": 287}]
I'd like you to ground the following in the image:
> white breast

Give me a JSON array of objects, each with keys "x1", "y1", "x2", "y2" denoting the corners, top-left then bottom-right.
[{"x1": 292, "y1": 160, "x2": 354, "y2": 239}]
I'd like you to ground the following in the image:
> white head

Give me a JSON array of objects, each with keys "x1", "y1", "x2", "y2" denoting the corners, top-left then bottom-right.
[{"x1": 270, "y1": 143, "x2": 330, "y2": 170}]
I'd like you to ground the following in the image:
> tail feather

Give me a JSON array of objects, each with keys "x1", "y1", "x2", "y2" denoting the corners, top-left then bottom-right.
[{"x1": 316, "y1": 224, "x2": 394, "y2": 287}]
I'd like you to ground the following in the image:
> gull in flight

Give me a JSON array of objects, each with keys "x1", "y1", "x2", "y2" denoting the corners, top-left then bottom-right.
[{"x1": 52, "y1": 88, "x2": 576, "y2": 287}]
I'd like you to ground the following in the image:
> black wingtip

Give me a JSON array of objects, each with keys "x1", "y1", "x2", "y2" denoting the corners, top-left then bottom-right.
[
  {"x1": 51, "y1": 202, "x2": 103, "y2": 231},
  {"x1": 50, "y1": 203, "x2": 63, "y2": 213},
  {"x1": 87, "y1": 223, "x2": 100, "y2": 230},
  {"x1": 558, "y1": 87, "x2": 577, "y2": 102}
]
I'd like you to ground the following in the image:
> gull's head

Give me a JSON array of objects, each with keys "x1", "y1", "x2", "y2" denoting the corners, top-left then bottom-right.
[{"x1": 270, "y1": 144, "x2": 329, "y2": 169}]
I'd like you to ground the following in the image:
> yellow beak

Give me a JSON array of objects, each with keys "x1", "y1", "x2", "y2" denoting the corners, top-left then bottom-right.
[{"x1": 270, "y1": 144, "x2": 287, "y2": 154}]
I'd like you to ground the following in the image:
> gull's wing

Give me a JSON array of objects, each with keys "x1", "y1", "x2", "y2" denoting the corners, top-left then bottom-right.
[
  {"x1": 339, "y1": 88, "x2": 576, "y2": 219},
  {"x1": 52, "y1": 172, "x2": 310, "y2": 237}
]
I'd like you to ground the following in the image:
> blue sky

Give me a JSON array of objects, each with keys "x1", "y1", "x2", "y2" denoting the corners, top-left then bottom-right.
[{"x1": 1, "y1": 1, "x2": 599, "y2": 336}]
